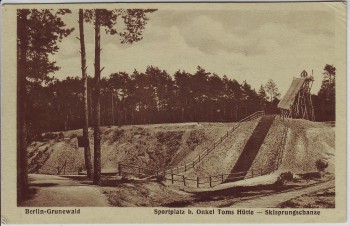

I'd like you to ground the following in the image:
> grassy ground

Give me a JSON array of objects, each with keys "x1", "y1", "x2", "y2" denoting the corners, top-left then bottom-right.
[
  {"x1": 21, "y1": 171, "x2": 334, "y2": 208},
  {"x1": 278, "y1": 187, "x2": 335, "y2": 208},
  {"x1": 100, "y1": 181, "x2": 193, "y2": 207},
  {"x1": 20, "y1": 174, "x2": 110, "y2": 207},
  {"x1": 95, "y1": 173, "x2": 334, "y2": 207}
]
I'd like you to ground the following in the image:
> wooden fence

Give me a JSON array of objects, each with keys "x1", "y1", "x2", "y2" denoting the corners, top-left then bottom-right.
[
  {"x1": 56, "y1": 160, "x2": 67, "y2": 175},
  {"x1": 117, "y1": 163, "x2": 156, "y2": 178},
  {"x1": 162, "y1": 116, "x2": 289, "y2": 188},
  {"x1": 164, "y1": 111, "x2": 265, "y2": 175},
  {"x1": 115, "y1": 112, "x2": 291, "y2": 189},
  {"x1": 77, "y1": 111, "x2": 265, "y2": 178},
  {"x1": 163, "y1": 164, "x2": 278, "y2": 188}
]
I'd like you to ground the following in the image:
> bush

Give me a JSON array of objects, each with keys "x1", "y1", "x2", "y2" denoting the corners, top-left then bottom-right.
[
  {"x1": 275, "y1": 171, "x2": 294, "y2": 187},
  {"x1": 120, "y1": 173, "x2": 132, "y2": 183},
  {"x1": 41, "y1": 132, "x2": 57, "y2": 140},
  {"x1": 186, "y1": 130, "x2": 205, "y2": 150},
  {"x1": 111, "y1": 129, "x2": 124, "y2": 141},
  {"x1": 70, "y1": 133, "x2": 78, "y2": 139},
  {"x1": 315, "y1": 159, "x2": 329, "y2": 172},
  {"x1": 156, "y1": 174, "x2": 165, "y2": 182},
  {"x1": 77, "y1": 166, "x2": 83, "y2": 174},
  {"x1": 134, "y1": 127, "x2": 146, "y2": 136},
  {"x1": 298, "y1": 172, "x2": 321, "y2": 180},
  {"x1": 58, "y1": 132, "x2": 64, "y2": 140}
]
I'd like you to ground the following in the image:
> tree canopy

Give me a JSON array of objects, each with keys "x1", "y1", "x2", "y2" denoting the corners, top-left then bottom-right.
[
  {"x1": 312, "y1": 64, "x2": 336, "y2": 121},
  {"x1": 17, "y1": 8, "x2": 74, "y2": 202},
  {"x1": 18, "y1": 9, "x2": 74, "y2": 84},
  {"x1": 27, "y1": 66, "x2": 278, "y2": 135}
]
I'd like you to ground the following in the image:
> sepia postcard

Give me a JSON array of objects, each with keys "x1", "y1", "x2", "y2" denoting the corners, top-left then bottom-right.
[{"x1": 1, "y1": 1, "x2": 347, "y2": 224}]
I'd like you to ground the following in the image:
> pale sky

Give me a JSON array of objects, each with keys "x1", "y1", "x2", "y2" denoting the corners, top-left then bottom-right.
[{"x1": 49, "y1": 5, "x2": 338, "y2": 95}]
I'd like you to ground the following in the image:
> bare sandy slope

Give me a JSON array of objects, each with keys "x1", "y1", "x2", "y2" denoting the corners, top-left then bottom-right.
[
  {"x1": 166, "y1": 117, "x2": 334, "y2": 188},
  {"x1": 23, "y1": 118, "x2": 335, "y2": 207},
  {"x1": 180, "y1": 119, "x2": 260, "y2": 180},
  {"x1": 207, "y1": 118, "x2": 334, "y2": 189},
  {"x1": 28, "y1": 117, "x2": 334, "y2": 189},
  {"x1": 278, "y1": 119, "x2": 335, "y2": 174},
  {"x1": 28, "y1": 122, "x2": 237, "y2": 175},
  {"x1": 247, "y1": 116, "x2": 286, "y2": 172}
]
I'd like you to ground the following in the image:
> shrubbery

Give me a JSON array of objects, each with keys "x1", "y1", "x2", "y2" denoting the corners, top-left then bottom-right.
[
  {"x1": 70, "y1": 133, "x2": 78, "y2": 139},
  {"x1": 39, "y1": 132, "x2": 65, "y2": 141},
  {"x1": 58, "y1": 132, "x2": 64, "y2": 140},
  {"x1": 156, "y1": 174, "x2": 166, "y2": 182},
  {"x1": 111, "y1": 129, "x2": 124, "y2": 141},
  {"x1": 41, "y1": 132, "x2": 57, "y2": 140},
  {"x1": 275, "y1": 171, "x2": 294, "y2": 187},
  {"x1": 315, "y1": 159, "x2": 329, "y2": 172},
  {"x1": 186, "y1": 130, "x2": 205, "y2": 150}
]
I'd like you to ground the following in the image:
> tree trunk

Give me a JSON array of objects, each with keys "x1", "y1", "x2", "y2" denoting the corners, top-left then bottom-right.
[
  {"x1": 235, "y1": 105, "x2": 238, "y2": 121},
  {"x1": 17, "y1": 10, "x2": 30, "y2": 204},
  {"x1": 79, "y1": 9, "x2": 93, "y2": 178},
  {"x1": 64, "y1": 115, "x2": 68, "y2": 131},
  {"x1": 123, "y1": 107, "x2": 127, "y2": 125},
  {"x1": 270, "y1": 93, "x2": 273, "y2": 114},
  {"x1": 140, "y1": 106, "x2": 143, "y2": 124},
  {"x1": 93, "y1": 10, "x2": 102, "y2": 185},
  {"x1": 223, "y1": 100, "x2": 226, "y2": 122},
  {"x1": 181, "y1": 107, "x2": 184, "y2": 122},
  {"x1": 101, "y1": 97, "x2": 105, "y2": 126},
  {"x1": 132, "y1": 108, "x2": 135, "y2": 124},
  {"x1": 111, "y1": 91, "x2": 114, "y2": 126},
  {"x1": 89, "y1": 86, "x2": 93, "y2": 126}
]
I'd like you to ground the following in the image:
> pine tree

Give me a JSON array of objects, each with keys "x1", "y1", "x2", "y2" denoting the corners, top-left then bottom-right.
[
  {"x1": 17, "y1": 9, "x2": 73, "y2": 203},
  {"x1": 84, "y1": 8, "x2": 157, "y2": 185},
  {"x1": 258, "y1": 85, "x2": 267, "y2": 111},
  {"x1": 78, "y1": 9, "x2": 93, "y2": 178},
  {"x1": 264, "y1": 79, "x2": 280, "y2": 114},
  {"x1": 317, "y1": 64, "x2": 336, "y2": 121}
]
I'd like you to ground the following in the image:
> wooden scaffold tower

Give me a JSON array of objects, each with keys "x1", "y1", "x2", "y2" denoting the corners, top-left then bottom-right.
[{"x1": 278, "y1": 70, "x2": 315, "y2": 121}]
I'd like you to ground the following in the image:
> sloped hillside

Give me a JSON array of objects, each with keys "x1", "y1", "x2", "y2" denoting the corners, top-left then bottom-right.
[
  {"x1": 180, "y1": 119, "x2": 260, "y2": 179},
  {"x1": 28, "y1": 117, "x2": 335, "y2": 182},
  {"x1": 174, "y1": 117, "x2": 334, "y2": 187},
  {"x1": 28, "y1": 122, "x2": 237, "y2": 175},
  {"x1": 279, "y1": 119, "x2": 335, "y2": 174},
  {"x1": 247, "y1": 116, "x2": 286, "y2": 172}
]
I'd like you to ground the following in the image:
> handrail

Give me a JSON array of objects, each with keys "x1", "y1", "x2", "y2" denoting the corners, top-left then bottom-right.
[
  {"x1": 117, "y1": 163, "x2": 156, "y2": 177},
  {"x1": 164, "y1": 111, "x2": 265, "y2": 175},
  {"x1": 238, "y1": 111, "x2": 264, "y2": 123},
  {"x1": 162, "y1": 115, "x2": 289, "y2": 188},
  {"x1": 163, "y1": 164, "x2": 278, "y2": 188},
  {"x1": 116, "y1": 111, "x2": 288, "y2": 189}
]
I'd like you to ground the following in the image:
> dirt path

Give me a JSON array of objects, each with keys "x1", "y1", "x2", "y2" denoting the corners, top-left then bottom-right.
[
  {"x1": 231, "y1": 180, "x2": 335, "y2": 208},
  {"x1": 21, "y1": 174, "x2": 110, "y2": 207}
]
